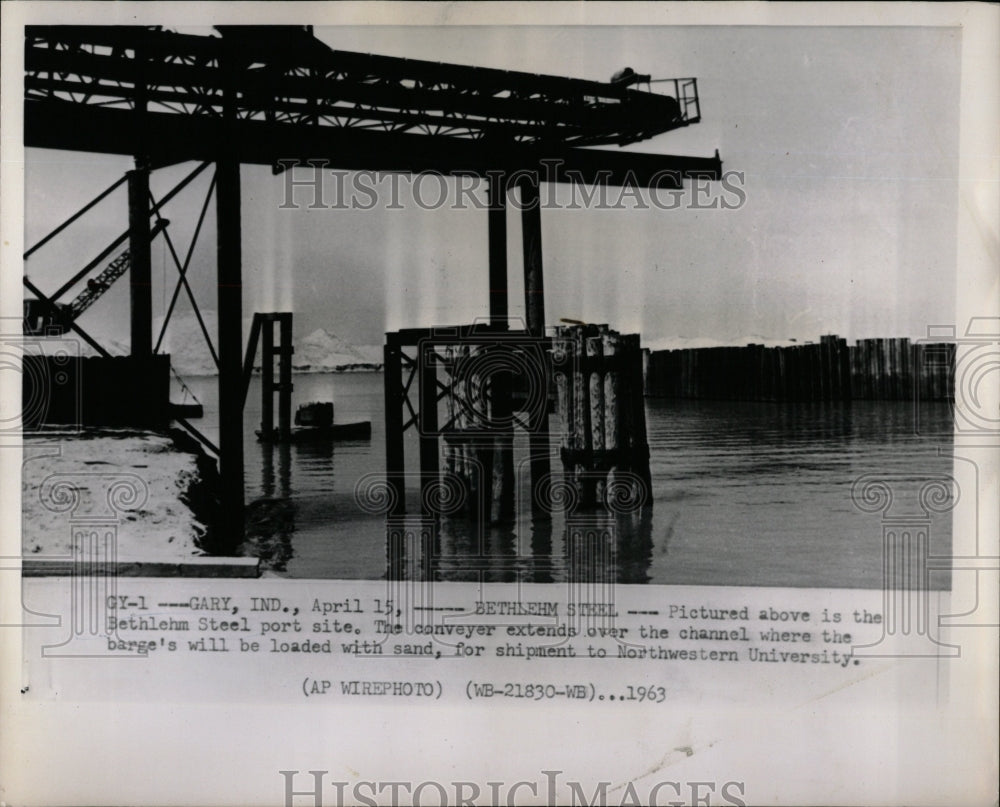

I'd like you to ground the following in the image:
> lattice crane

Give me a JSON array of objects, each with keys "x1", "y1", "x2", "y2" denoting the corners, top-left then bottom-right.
[{"x1": 23, "y1": 219, "x2": 168, "y2": 336}]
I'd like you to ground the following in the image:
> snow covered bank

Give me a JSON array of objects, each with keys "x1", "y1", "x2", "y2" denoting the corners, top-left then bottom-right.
[{"x1": 22, "y1": 430, "x2": 214, "y2": 560}]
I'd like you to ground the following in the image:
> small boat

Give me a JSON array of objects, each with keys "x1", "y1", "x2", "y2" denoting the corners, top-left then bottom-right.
[
  {"x1": 170, "y1": 401, "x2": 204, "y2": 419},
  {"x1": 255, "y1": 401, "x2": 371, "y2": 443}
]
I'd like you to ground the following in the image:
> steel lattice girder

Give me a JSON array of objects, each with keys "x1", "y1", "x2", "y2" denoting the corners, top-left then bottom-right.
[{"x1": 24, "y1": 25, "x2": 722, "y2": 186}]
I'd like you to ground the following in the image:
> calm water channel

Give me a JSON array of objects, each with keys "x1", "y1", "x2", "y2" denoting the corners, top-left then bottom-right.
[{"x1": 178, "y1": 372, "x2": 954, "y2": 588}]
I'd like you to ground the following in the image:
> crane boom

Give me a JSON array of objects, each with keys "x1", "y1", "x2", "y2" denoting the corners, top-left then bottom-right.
[
  {"x1": 23, "y1": 219, "x2": 169, "y2": 336},
  {"x1": 65, "y1": 249, "x2": 132, "y2": 321}
]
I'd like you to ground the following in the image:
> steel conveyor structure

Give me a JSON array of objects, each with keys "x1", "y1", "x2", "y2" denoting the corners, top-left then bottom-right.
[
  {"x1": 23, "y1": 24, "x2": 723, "y2": 550},
  {"x1": 24, "y1": 25, "x2": 720, "y2": 182}
]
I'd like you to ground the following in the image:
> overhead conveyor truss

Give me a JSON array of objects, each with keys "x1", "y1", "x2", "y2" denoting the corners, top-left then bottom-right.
[{"x1": 23, "y1": 24, "x2": 723, "y2": 551}]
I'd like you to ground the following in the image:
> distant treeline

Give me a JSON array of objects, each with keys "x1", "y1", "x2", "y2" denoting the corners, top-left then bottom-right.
[{"x1": 644, "y1": 336, "x2": 955, "y2": 401}]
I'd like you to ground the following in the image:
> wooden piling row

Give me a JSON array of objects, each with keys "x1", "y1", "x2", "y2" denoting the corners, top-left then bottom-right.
[
  {"x1": 386, "y1": 322, "x2": 650, "y2": 523},
  {"x1": 556, "y1": 324, "x2": 650, "y2": 509},
  {"x1": 645, "y1": 335, "x2": 954, "y2": 401}
]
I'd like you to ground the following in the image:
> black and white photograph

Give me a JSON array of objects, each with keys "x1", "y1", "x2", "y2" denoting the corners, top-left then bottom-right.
[
  {"x1": 2, "y1": 3, "x2": 997, "y2": 806},
  {"x1": 14, "y1": 20, "x2": 964, "y2": 585}
]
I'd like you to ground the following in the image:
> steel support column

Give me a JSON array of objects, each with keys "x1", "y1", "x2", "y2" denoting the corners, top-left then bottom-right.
[
  {"x1": 215, "y1": 38, "x2": 245, "y2": 552},
  {"x1": 520, "y1": 177, "x2": 545, "y2": 338},
  {"x1": 127, "y1": 166, "x2": 152, "y2": 358},
  {"x1": 216, "y1": 153, "x2": 244, "y2": 551},
  {"x1": 519, "y1": 175, "x2": 551, "y2": 511},
  {"x1": 487, "y1": 172, "x2": 514, "y2": 521},
  {"x1": 278, "y1": 314, "x2": 293, "y2": 440},
  {"x1": 261, "y1": 320, "x2": 274, "y2": 436},
  {"x1": 384, "y1": 335, "x2": 405, "y2": 518},
  {"x1": 419, "y1": 346, "x2": 440, "y2": 518},
  {"x1": 487, "y1": 174, "x2": 508, "y2": 327}
]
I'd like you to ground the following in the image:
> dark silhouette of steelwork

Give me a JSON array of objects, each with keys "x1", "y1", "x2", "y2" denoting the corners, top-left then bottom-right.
[
  {"x1": 23, "y1": 24, "x2": 722, "y2": 553},
  {"x1": 243, "y1": 313, "x2": 294, "y2": 442},
  {"x1": 25, "y1": 26, "x2": 709, "y2": 164}
]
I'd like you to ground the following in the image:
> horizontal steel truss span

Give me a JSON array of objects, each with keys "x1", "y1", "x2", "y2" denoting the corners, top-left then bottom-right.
[{"x1": 24, "y1": 25, "x2": 722, "y2": 185}]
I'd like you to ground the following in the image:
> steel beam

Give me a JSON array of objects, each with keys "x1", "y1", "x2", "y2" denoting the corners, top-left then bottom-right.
[
  {"x1": 278, "y1": 314, "x2": 293, "y2": 441},
  {"x1": 384, "y1": 335, "x2": 406, "y2": 518},
  {"x1": 212, "y1": 38, "x2": 244, "y2": 552},
  {"x1": 215, "y1": 38, "x2": 245, "y2": 551},
  {"x1": 518, "y1": 175, "x2": 552, "y2": 513},
  {"x1": 519, "y1": 177, "x2": 545, "y2": 338},
  {"x1": 486, "y1": 173, "x2": 515, "y2": 522},
  {"x1": 261, "y1": 320, "x2": 274, "y2": 437},
  {"x1": 127, "y1": 166, "x2": 152, "y2": 358},
  {"x1": 488, "y1": 174, "x2": 508, "y2": 327},
  {"x1": 419, "y1": 346, "x2": 440, "y2": 518},
  {"x1": 26, "y1": 25, "x2": 694, "y2": 149},
  {"x1": 25, "y1": 103, "x2": 722, "y2": 188},
  {"x1": 23, "y1": 174, "x2": 128, "y2": 260},
  {"x1": 215, "y1": 152, "x2": 244, "y2": 551}
]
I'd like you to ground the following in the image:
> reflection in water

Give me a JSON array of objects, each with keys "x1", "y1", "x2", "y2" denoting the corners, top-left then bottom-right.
[
  {"x1": 243, "y1": 442, "x2": 296, "y2": 572},
  {"x1": 528, "y1": 517, "x2": 553, "y2": 584},
  {"x1": 387, "y1": 505, "x2": 655, "y2": 586},
  {"x1": 617, "y1": 507, "x2": 655, "y2": 584},
  {"x1": 181, "y1": 373, "x2": 954, "y2": 588},
  {"x1": 260, "y1": 441, "x2": 292, "y2": 499}
]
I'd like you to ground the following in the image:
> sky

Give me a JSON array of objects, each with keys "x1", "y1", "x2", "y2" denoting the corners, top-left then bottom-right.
[{"x1": 23, "y1": 24, "x2": 961, "y2": 354}]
